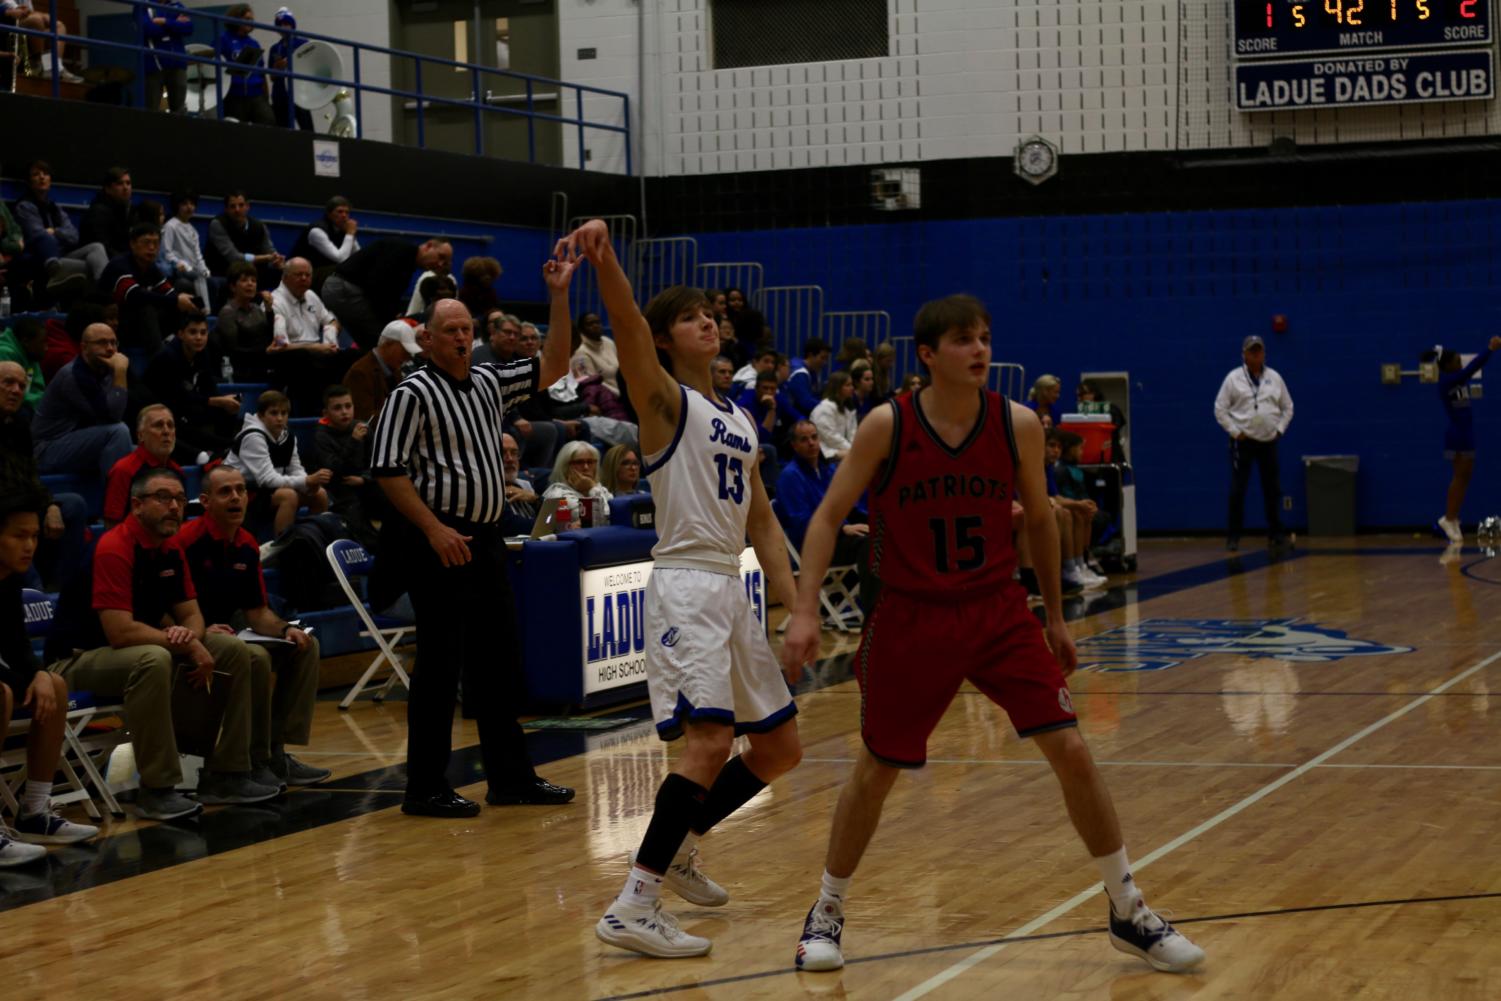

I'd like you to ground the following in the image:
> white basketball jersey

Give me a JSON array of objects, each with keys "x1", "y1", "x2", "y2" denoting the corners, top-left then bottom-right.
[{"x1": 642, "y1": 385, "x2": 759, "y2": 576}]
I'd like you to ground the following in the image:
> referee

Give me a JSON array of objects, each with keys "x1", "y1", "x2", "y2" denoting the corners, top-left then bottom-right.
[{"x1": 370, "y1": 269, "x2": 577, "y2": 817}]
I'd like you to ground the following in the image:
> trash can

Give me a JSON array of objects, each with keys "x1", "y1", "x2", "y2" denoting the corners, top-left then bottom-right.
[{"x1": 1303, "y1": 455, "x2": 1358, "y2": 535}]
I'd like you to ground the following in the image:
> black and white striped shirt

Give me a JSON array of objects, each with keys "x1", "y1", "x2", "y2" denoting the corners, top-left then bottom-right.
[{"x1": 370, "y1": 357, "x2": 539, "y2": 524}]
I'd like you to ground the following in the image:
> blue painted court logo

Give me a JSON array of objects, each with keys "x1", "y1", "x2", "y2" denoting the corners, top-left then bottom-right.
[{"x1": 1077, "y1": 618, "x2": 1413, "y2": 673}]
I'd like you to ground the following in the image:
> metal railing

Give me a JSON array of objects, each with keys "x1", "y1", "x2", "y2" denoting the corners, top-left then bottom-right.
[
  {"x1": 567, "y1": 213, "x2": 638, "y2": 320},
  {"x1": 756, "y1": 285, "x2": 824, "y2": 359},
  {"x1": 822, "y1": 309, "x2": 891, "y2": 360},
  {"x1": 696, "y1": 262, "x2": 764, "y2": 304},
  {"x1": 6, "y1": 0, "x2": 631, "y2": 172},
  {"x1": 632, "y1": 236, "x2": 698, "y2": 305},
  {"x1": 989, "y1": 363, "x2": 1026, "y2": 400}
]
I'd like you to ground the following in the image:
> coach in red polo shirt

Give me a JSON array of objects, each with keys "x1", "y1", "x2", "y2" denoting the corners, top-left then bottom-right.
[
  {"x1": 51, "y1": 465, "x2": 278, "y2": 811},
  {"x1": 169, "y1": 465, "x2": 331, "y2": 788},
  {"x1": 103, "y1": 403, "x2": 182, "y2": 527}
]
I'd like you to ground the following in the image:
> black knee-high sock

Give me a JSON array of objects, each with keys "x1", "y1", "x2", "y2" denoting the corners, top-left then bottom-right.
[
  {"x1": 690, "y1": 755, "x2": 767, "y2": 837},
  {"x1": 637, "y1": 773, "x2": 708, "y2": 874}
]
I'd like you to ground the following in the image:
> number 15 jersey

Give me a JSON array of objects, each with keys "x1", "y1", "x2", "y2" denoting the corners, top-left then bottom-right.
[
  {"x1": 643, "y1": 384, "x2": 760, "y2": 577},
  {"x1": 869, "y1": 389, "x2": 1020, "y2": 597}
]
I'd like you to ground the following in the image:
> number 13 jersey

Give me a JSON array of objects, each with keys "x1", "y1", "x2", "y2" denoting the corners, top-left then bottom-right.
[
  {"x1": 643, "y1": 384, "x2": 761, "y2": 577},
  {"x1": 870, "y1": 389, "x2": 1020, "y2": 597}
]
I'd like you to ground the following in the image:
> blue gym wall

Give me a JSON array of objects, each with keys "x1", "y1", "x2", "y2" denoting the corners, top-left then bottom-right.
[{"x1": 685, "y1": 200, "x2": 1501, "y2": 535}]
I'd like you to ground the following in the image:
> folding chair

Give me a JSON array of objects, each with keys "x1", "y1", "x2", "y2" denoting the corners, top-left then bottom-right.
[
  {"x1": 771, "y1": 505, "x2": 864, "y2": 634},
  {"x1": 2, "y1": 590, "x2": 127, "y2": 820},
  {"x1": 326, "y1": 540, "x2": 414, "y2": 710}
]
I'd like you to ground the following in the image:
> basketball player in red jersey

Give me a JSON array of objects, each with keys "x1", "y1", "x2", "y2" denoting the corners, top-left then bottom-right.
[{"x1": 781, "y1": 295, "x2": 1205, "y2": 974}]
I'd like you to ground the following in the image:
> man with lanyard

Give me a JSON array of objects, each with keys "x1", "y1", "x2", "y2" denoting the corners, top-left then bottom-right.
[
  {"x1": 369, "y1": 269, "x2": 577, "y2": 818},
  {"x1": 1214, "y1": 335, "x2": 1295, "y2": 552}
]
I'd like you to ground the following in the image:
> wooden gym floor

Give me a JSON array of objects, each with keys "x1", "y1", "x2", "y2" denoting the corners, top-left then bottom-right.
[{"x1": 1, "y1": 537, "x2": 1498, "y2": 1000}]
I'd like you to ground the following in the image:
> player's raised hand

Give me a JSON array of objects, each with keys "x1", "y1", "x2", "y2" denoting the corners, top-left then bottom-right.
[
  {"x1": 780, "y1": 610, "x2": 820, "y2": 685},
  {"x1": 554, "y1": 218, "x2": 610, "y2": 264},
  {"x1": 543, "y1": 254, "x2": 577, "y2": 295}
]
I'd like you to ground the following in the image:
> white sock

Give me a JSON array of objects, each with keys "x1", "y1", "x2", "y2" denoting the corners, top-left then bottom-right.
[
  {"x1": 23, "y1": 780, "x2": 51, "y2": 817},
  {"x1": 617, "y1": 865, "x2": 664, "y2": 908},
  {"x1": 1094, "y1": 847, "x2": 1144, "y2": 916},
  {"x1": 819, "y1": 870, "x2": 852, "y2": 908}
]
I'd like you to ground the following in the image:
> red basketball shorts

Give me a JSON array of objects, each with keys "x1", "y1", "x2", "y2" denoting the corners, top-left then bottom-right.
[{"x1": 854, "y1": 584, "x2": 1077, "y2": 767}]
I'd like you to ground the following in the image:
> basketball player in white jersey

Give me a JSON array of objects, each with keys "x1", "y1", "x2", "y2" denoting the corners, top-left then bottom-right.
[{"x1": 555, "y1": 220, "x2": 803, "y2": 958}]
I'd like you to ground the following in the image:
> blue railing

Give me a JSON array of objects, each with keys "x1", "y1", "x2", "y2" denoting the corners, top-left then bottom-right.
[{"x1": 7, "y1": 0, "x2": 632, "y2": 173}]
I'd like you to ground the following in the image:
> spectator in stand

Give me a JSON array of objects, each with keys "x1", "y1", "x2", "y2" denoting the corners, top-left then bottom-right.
[
  {"x1": 2, "y1": 1, "x2": 83, "y2": 82},
  {"x1": 472, "y1": 310, "x2": 519, "y2": 367},
  {"x1": 0, "y1": 362, "x2": 88, "y2": 591},
  {"x1": 271, "y1": 256, "x2": 344, "y2": 414},
  {"x1": 344, "y1": 319, "x2": 420, "y2": 424},
  {"x1": 776, "y1": 420, "x2": 868, "y2": 562},
  {"x1": 103, "y1": 403, "x2": 182, "y2": 527},
  {"x1": 217, "y1": 4, "x2": 276, "y2": 126},
  {"x1": 0, "y1": 317, "x2": 47, "y2": 410},
  {"x1": 571, "y1": 312, "x2": 619, "y2": 394},
  {"x1": 161, "y1": 190, "x2": 213, "y2": 306},
  {"x1": 309, "y1": 384, "x2": 378, "y2": 547},
  {"x1": 218, "y1": 260, "x2": 274, "y2": 380},
  {"x1": 144, "y1": 314, "x2": 239, "y2": 463},
  {"x1": 51, "y1": 465, "x2": 275, "y2": 811},
  {"x1": 499, "y1": 432, "x2": 539, "y2": 536},
  {"x1": 16, "y1": 160, "x2": 107, "y2": 294},
  {"x1": 706, "y1": 288, "x2": 728, "y2": 322},
  {"x1": 32, "y1": 323, "x2": 134, "y2": 480},
  {"x1": 738, "y1": 368, "x2": 796, "y2": 467},
  {"x1": 1043, "y1": 429, "x2": 1103, "y2": 591},
  {"x1": 206, "y1": 190, "x2": 283, "y2": 292},
  {"x1": 725, "y1": 286, "x2": 766, "y2": 357},
  {"x1": 600, "y1": 443, "x2": 646, "y2": 496},
  {"x1": 1077, "y1": 378, "x2": 1127, "y2": 463},
  {"x1": 849, "y1": 358, "x2": 877, "y2": 420},
  {"x1": 711, "y1": 355, "x2": 736, "y2": 399},
  {"x1": 542, "y1": 440, "x2": 612, "y2": 526},
  {"x1": 871, "y1": 341, "x2": 897, "y2": 403},
  {"x1": 100, "y1": 223, "x2": 198, "y2": 355},
  {"x1": 289, "y1": 196, "x2": 360, "y2": 291},
  {"x1": 732, "y1": 344, "x2": 777, "y2": 396},
  {"x1": 225, "y1": 390, "x2": 331, "y2": 536},
  {"x1": 516, "y1": 322, "x2": 541, "y2": 359},
  {"x1": 81, "y1": 167, "x2": 134, "y2": 260},
  {"x1": 900, "y1": 372, "x2": 924, "y2": 396},
  {"x1": 268, "y1": 7, "x2": 313, "y2": 130},
  {"x1": 42, "y1": 295, "x2": 104, "y2": 382},
  {"x1": 787, "y1": 337, "x2": 830, "y2": 420},
  {"x1": 169, "y1": 464, "x2": 332, "y2": 788},
  {"x1": 717, "y1": 314, "x2": 746, "y2": 367},
  {"x1": 833, "y1": 337, "x2": 870, "y2": 373},
  {"x1": 406, "y1": 273, "x2": 457, "y2": 322},
  {"x1": 322, "y1": 238, "x2": 451, "y2": 349},
  {"x1": 457, "y1": 256, "x2": 502, "y2": 320},
  {"x1": 0, "y1": 490, "x2": 99, "y2": 858},
  {"x1": 1027, "y1": 373, "x2": 1062, "y2": 429},
  {"x1": 811, "y1": 370, "x2": 857, "y2": 461},
  {"x1": 1054, "y1": 430, "x2": 1106, "y2": 585},
  {"x1": 137, "y1": 2, "x2": 193, "y2": 114}
]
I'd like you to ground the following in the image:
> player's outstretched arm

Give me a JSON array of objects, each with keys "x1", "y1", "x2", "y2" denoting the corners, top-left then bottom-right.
[
  {"x1": 1013, "y1": 403, "x2": 1077, "y2": 675},
  {"x1": 539, "y1": 253, "x2": 578, "y2": 389},
  {"x1": 779, "y1": 405, "x2": 894, "y2": 677},
  {"x1": 554, "y1": 219, "x2": 679, "y2": 445}
]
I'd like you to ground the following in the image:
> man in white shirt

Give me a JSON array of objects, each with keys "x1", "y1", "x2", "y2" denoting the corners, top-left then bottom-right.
[
  {"x1": 1214, "y1": 335, "x2": 1294, "y2": 552},
  {"x1": 271, "y1": 257, "x2": 344, "y2": 413}
]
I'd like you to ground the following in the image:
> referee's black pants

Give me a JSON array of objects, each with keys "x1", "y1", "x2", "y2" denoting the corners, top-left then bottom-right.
[
  {"x1": 388, "y1": 514, "x2": 537, "y2": 796},
  {"x1": 1227, "y1": 437, "x2": 1285, "y2": 542}
]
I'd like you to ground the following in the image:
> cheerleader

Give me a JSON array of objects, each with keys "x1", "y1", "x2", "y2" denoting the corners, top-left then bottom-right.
[{"x1": 1423, "y1": 335, "x2": 1501, "y2": 543}]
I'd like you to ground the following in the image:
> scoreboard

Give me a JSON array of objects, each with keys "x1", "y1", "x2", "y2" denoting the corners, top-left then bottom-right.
[{"x1": 1233, "y1": 0, "x2": 1492, "y2": 58}]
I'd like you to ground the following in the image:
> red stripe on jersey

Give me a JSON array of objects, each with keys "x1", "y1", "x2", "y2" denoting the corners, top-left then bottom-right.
[{"x1": 869, "y1": 389, "x2": 1018, "y2": 596}]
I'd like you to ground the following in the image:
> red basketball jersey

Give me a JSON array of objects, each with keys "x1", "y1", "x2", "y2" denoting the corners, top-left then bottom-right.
[{"x1": 868, "y1": 389, "x2": 1019, "y2": 596}]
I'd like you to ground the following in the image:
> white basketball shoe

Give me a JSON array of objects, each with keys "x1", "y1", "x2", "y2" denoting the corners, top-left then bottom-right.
[{"x1": 595, "y1": 899, "x2": 712, "y2": 958}]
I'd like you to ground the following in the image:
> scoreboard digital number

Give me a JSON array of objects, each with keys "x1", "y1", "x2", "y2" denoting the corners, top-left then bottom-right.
[{"x1": 1234, "y1": 0, "x2": 1492, "y2": 57}]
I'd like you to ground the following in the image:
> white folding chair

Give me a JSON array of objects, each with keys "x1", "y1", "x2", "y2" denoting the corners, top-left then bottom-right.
[
  {"x1": 326, "y1": 540, "x2": 414, "y2": 710},
  {"x1": 3, "y1": 590, "x2": 127, "y2": 820},
  {"x1": 771, "y1": 511, "x2": 864, "y2": 634}
]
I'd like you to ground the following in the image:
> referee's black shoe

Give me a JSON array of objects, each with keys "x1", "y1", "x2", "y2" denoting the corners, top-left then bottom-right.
[
  {"x1": 402, "y1": 789, "x2": 482, "y2": 818},
  {"x1": 486, "y1": 778, "x2": 576, "y2": 806}
]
